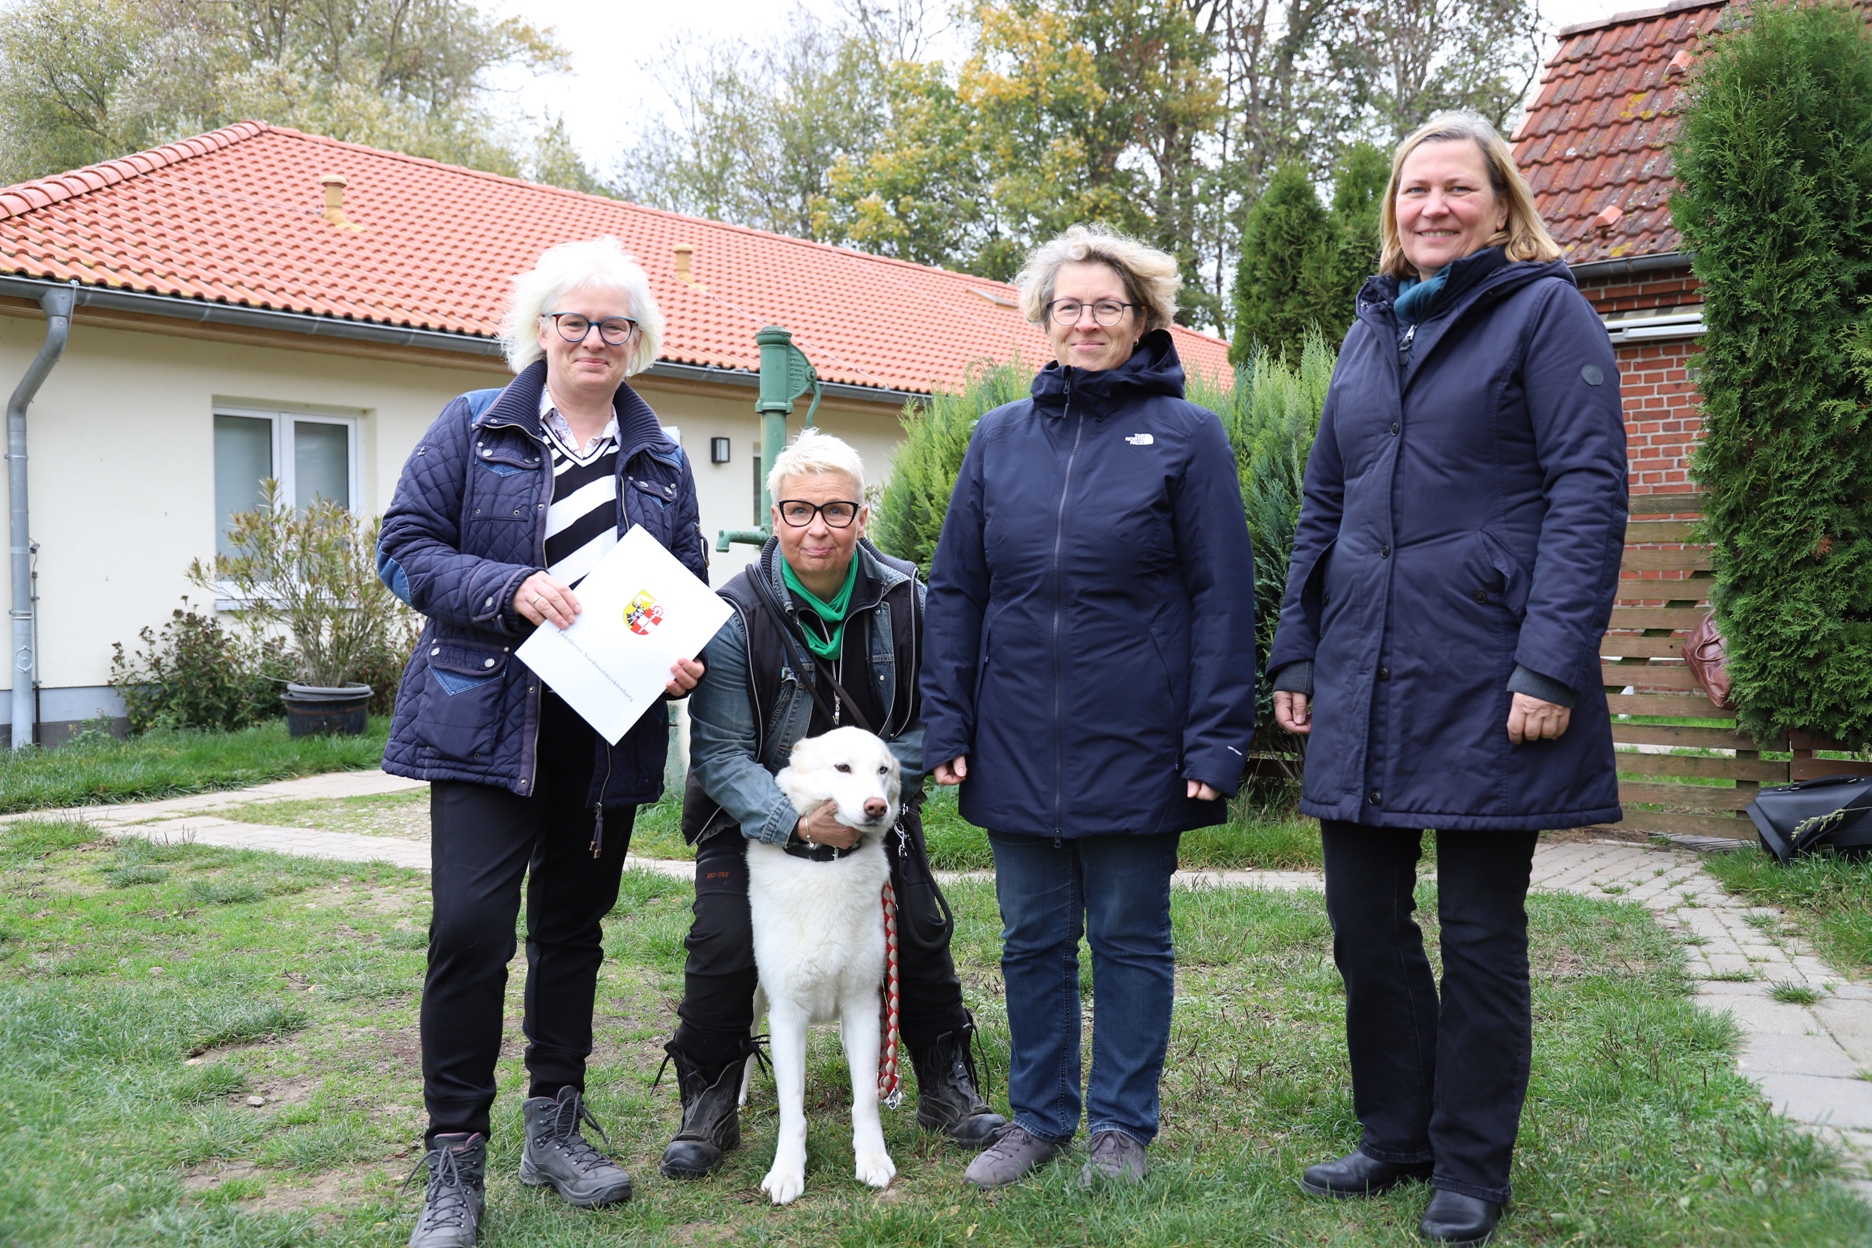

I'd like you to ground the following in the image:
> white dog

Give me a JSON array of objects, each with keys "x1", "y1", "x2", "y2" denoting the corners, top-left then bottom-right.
[{"x1": 743, "y1": 725, "x2": 902, "y2": 1205}]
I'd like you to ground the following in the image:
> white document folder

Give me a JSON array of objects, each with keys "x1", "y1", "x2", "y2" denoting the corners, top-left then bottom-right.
[{"x1": 515, "y1": 526, "x2": 731, "y2": 745}]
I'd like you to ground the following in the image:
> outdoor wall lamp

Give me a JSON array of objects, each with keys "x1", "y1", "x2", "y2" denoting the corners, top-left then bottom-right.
[{"x1": 710, "y1": 437, "x2": 732, "y2": 464}]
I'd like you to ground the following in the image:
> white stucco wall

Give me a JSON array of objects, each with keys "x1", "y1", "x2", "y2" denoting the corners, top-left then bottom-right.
[{"x1": 0, "y1": 314, "x2": 908, "y2": 722}]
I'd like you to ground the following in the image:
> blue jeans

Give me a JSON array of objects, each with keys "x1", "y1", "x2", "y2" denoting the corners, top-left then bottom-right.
[{"x1": 988, "y1": 830, "x2": 1180, "y2": 1146}]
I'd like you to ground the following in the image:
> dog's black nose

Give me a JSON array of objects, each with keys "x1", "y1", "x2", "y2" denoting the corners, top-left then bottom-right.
[{"x1": 863, "y1": 797, "x2": 889, "y2": 821}]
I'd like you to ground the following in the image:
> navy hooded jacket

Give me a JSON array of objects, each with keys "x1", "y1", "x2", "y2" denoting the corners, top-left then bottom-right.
[
  {"x1": 921, "y1": 330, "x2": 1259, "y2": 839},
  {"x1": 377, "y1": 360, "x2": 707, "y2": 806},
  {"x1": 1267, "y1": 248, "x2": 1627, "y2": 831}
]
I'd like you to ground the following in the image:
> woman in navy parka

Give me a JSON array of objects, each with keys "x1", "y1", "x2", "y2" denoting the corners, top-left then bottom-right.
[
  {"x1": 1267, "y1": 116, "x2": 1626, "y2": 1244},
  {"x1": 922, "y1": 225, "x2": 1258, "y2": 1189}
]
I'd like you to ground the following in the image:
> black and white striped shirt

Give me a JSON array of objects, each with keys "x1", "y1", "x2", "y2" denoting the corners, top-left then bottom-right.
[{"x1": 540, "y1": 392, "x2": 618, "y2": 587}]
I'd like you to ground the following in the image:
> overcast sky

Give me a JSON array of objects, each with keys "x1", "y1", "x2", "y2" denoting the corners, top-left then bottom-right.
[{"x1": 488, "y1": 0, "x2": 1638, "y2": 180}]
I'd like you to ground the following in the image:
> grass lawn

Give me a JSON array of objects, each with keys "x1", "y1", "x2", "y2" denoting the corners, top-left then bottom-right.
[
  {"x1": 1703, "y1": 845, "x2": 1872, "y2": 978},
  {"x1": 0, "y1": 719, "x2": 390, "y2": 815},
  {"x1": 2, "y1": 821, "x2": 1867, "y2": 1246}
]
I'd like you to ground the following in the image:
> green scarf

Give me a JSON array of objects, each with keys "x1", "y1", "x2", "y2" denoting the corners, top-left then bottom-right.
[{"x1": 781, "y1": 556, "x2": 859, "y2": 659}]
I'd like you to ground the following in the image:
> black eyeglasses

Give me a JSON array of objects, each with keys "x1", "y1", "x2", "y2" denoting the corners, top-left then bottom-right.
[
  {"x1": 776, "y1": 499, "x2": 861, "y2": 528},
  {"x1": 543, "y1": 312, "x2": 639, "y2": 345},
  {"x1": 1048, "y1": 299, "x2": 1139, "y2": 326}
]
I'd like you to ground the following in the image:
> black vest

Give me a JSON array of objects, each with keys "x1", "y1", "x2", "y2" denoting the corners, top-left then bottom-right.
[{"x1": 682, "y1": 539, "x2": 922, "y2": 844}]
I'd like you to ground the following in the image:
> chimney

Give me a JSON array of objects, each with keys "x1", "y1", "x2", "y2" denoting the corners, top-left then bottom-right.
[
  {"x1": 674, "y1": 242, "x2": 707, "y2": 289},
  {"x1": 320, "y1": 174, "x2": 362, "y2": 232}
]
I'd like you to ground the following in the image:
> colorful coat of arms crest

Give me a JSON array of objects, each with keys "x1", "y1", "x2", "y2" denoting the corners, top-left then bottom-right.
[{"x1": 625, "y1": 590, "x2": 665, "y2": 636}]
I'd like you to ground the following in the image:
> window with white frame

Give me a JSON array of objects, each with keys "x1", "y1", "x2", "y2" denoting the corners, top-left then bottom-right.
[{"x1": 212, "y1": 408, "x2": 361, "y2": 556}]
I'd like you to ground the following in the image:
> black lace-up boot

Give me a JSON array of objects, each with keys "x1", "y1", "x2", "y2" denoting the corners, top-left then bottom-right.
[
  {"x1": 657, "y1": 1041, "x2": 744, "y2": 1178},
  {"x1": 405, "y1": 1132, "x2": 486, "y2": 1248},
  {"x1": 518, "y1": 1086, "x2": 633, "y2": 1207},
  {"x1": 909, "y1": 1018, "x2": 1006, "y2": 1148}
]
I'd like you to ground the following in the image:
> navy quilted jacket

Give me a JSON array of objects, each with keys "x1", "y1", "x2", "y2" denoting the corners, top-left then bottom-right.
[{"x1": 378, "y1": 360, "x2": 707, "y2": 805}]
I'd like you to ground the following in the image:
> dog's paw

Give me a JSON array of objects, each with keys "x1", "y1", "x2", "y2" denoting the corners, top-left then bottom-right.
[
  {"x1": 854, "y1": 1148, "x2": 896, "y2": 1190},
  {"x1": 761, "y1": 1165, "x2": 807, "y2": 1206}
]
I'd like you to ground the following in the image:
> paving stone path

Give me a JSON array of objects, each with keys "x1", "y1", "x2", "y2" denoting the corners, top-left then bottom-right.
[{"x1": 13, "y1": 771, "x2": 1870, "y2": 1202}]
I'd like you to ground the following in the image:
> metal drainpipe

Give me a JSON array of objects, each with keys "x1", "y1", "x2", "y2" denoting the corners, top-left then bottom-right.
[{"x1": 8, "y1": 283, "x2": 76, "y2": 750}]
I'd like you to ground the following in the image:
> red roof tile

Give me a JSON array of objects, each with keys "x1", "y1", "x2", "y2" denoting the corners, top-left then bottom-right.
[
  {"x1": 0, "y1": 124, "x2": 1231, "y2": 394},
  {"x1": 1513, "y1": 0, "x2": 1729, "y2": 265}
]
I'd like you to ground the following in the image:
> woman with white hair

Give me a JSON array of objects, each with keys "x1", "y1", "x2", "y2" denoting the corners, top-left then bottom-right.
[
  {"x1": 921, "y1": 224, "x2": 1259, "y2": 1189},
  {"x1": 378, "y1": 236, "x2": 707, "y2": 1247}
]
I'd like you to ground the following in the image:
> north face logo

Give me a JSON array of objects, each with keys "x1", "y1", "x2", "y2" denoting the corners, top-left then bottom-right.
[{"x1": 1125, "y1": 433, "x2": 1154, "y2": 446}]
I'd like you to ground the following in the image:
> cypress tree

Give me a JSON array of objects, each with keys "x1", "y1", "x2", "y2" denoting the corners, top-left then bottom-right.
[
  {"x1": 871, "y1": 359, "x2": 1033, "y2": 570},
  {"x1": 1320, "y1": 142, "x2": 1392, "y2": 342},
  {"x1": 1671, "y1": 0, "x2": 1872, "y2": 747},
  {"x1": 1230, "y1": 162, "x2": 1334, "y2": 363}
]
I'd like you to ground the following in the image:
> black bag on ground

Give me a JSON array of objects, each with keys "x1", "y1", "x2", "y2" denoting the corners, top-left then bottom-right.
[{"x1": 1746, "y1": 774, "x2": 1872, "y2": 863}]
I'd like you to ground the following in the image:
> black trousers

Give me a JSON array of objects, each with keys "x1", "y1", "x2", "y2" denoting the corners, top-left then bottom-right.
[
  {"x1": 421, "y1": 693, "x2": 633, "y2": 1140},
  {"x1": 672, "y1": 829, "x2": 971, "y2": 1071},
  {"x1": 1320, "y1": 821, "x2": 1538, "y2": 1204}
]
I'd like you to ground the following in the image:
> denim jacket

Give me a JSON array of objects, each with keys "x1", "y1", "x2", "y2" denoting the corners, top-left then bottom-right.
[{"x1": 687, "y1": 540, "x2": 925, "y2": 845}]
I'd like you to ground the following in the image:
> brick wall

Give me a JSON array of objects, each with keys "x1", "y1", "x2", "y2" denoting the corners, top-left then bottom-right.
[
  {"x1": 1617, "y1": 338, "x2": 1703, "y2": 495},
  {"x1": 1578, "y1": 272, "x2": 1701, "y2": 317},
  {"x1": 1574, "y1": 269, "x2": 1705, "y2": 496}
]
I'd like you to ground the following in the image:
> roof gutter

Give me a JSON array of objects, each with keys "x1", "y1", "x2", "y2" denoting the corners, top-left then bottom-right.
[
  {"x1": 7, "y1": 282, "x2": 74, "y2": 749},
  {"x1": 1568, "y1": 252, "x2": 1693, "y2": 282},
  {"x1": 0, "y1": 274, "x2": 928, "y2": 406}
]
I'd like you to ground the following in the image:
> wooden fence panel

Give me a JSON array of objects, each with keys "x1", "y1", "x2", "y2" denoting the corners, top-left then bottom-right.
[{"x1": 1599, "y1": 494, "x2": 1767, "y2": 841}]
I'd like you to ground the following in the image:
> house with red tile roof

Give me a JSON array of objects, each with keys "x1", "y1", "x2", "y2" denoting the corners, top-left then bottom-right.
[
  {"x1": 1512, "y1": 0, "x2": 1727, "y2": 497},
  {"x1": 0, "y1": 121, "x2": 1230, "y2": 742}
]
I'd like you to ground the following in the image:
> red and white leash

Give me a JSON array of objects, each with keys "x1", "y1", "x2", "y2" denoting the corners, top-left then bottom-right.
[{"x1": 878, "y1": 880, "x2": 902, "y2": 1109}]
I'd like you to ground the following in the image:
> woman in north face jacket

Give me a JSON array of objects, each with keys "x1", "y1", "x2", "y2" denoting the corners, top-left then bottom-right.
[
  {"x1": 922, "y1": 225, "x2": 1258, "y2": 1190},
  {"x1": 1267, "y1": 115, "x2": 1627, "y2": 1245}
]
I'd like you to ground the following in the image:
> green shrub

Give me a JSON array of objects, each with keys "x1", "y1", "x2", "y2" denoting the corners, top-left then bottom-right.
[
  {"x1": 1671, "y1": 0, "x2": 1872, "y2": 748},
  {"x1": 109, "y1": 601, "x2": 281, "y2": 733},
  {"x1": 871, "y1": 358, "x2": 1034, "y2": 569},
  {"x1": 190, "y1": 484, "x2": 418, "y2": 691},
  {"x1": 1189, "y1": 335, "x2": 1336, "y2": 798}
]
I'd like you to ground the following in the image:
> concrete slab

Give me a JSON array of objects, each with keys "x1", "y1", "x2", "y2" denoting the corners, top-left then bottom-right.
[
  {"x1": 1738, "y1": 1032, "x2": 1863, "y2": 1079},
  {"x1": 113, "y1": 818, "x2": 430, "y2": 871},
  {"x1": 1695, "y1": 993, "x2": 1821, "y2": 1036},
  {"x1": 1756, "y1": 1074, "x2": 1872, "y2": 1131}
]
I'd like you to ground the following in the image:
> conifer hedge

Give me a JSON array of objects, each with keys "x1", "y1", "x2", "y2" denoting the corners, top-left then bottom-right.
[
  {"x1": 1230, "y1": 145, "x2": 1390, "y2": 364},
  {"x1": 870, "y1": 359, "x2": 1033, "y2": 570},
  {"x1": 1671, "y1": 0, "x2": 1872, "y2": 747}
]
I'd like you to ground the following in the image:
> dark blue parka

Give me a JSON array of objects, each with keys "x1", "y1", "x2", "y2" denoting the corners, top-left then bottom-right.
[
  {"x1": 378, "y1": 360, "x2": 707, "y2": 806},
  {"x1": 922, "y1": 330, "x2": 1259, "y2": 839},
  {"x1": 1267, "y1": 249, "x2": 1627, "y2": 831}
]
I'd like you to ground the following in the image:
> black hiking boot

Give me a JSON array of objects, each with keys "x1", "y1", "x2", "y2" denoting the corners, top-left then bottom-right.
[
  {"x1": 909, "y1": 1018, "x2": 1006, "y2": 1148},
  {"x1": 657, "y1": 1042, "x2": 743, "y2": 1178},
  {"x1": 404, "y1": 1132, "x2": 485, "y2": 1248},
  {"x1": 518, "y1": 1086, "x2": 633, "y2": 1207}
]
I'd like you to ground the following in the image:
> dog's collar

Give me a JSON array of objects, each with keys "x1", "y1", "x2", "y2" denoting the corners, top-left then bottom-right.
[{"x1": 782, "y1": 839, "x2": 860, "y2": 862}]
